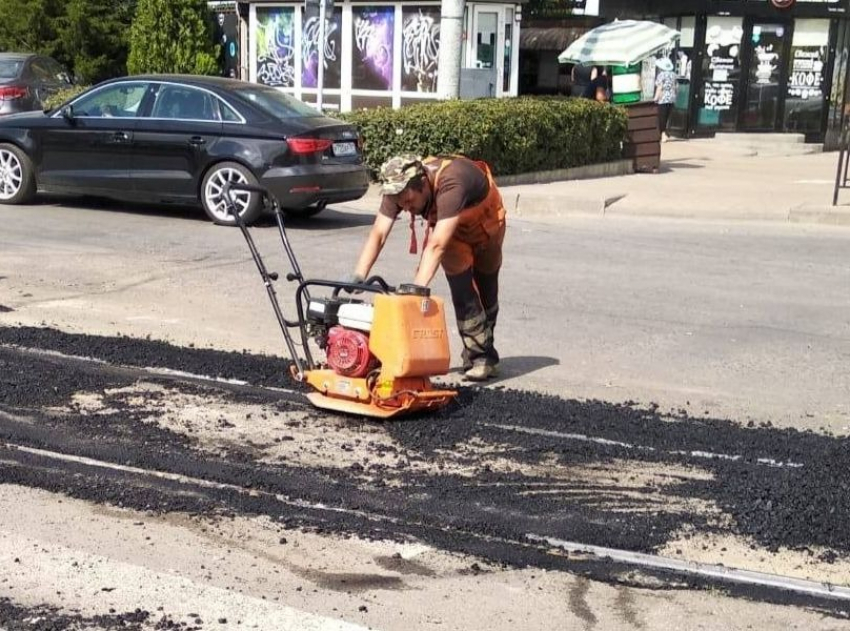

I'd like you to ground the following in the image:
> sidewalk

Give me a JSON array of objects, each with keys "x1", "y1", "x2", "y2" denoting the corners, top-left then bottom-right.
[{"x1": 348, "y1": 139, "x2": 850, "y2": 226}]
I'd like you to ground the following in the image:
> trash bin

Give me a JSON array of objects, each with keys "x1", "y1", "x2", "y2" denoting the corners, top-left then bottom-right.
[{"x1": 622, "y1": 101, "x2": 661, "y2": 173}]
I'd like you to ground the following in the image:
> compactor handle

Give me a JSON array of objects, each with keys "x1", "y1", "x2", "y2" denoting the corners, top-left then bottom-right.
[{"x1": 331, "y1": 275, "x2": 394, "y2": 297}]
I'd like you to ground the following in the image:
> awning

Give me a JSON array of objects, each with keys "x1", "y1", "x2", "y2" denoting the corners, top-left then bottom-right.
[
  {"x1": 558, "y1": 20, "x2": 680, "y2": 67},
  {"x1": 519, "y1": 27, "x2": 588, "y2": 52}
]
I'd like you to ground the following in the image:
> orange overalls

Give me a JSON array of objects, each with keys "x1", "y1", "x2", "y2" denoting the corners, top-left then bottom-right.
[{"x1": 418, "y1": 156, "x2": 507, "y2": 370}]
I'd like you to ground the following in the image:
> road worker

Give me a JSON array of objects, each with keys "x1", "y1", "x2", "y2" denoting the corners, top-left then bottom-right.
[{"x1": 346, "y1": 154, "x2": 506, "y2": 381}]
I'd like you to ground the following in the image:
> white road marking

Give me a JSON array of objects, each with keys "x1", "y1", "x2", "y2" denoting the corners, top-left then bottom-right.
[
  {"x1": 482, "y1": 423, "x2": 804, "y2": 469},
  {"x1": 527, "y1": 534, "x2": 850, "y2": 602}
]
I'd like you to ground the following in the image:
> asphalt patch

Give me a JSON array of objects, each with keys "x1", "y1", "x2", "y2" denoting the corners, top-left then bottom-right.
[{"x1": 2, "y1": 324, "x2": 850, "y2": 614}]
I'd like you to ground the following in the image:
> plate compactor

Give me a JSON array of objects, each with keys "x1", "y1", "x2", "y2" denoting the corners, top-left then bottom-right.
[{"x1": 223, "y1": 182, "x2": 458, "y2": 419}]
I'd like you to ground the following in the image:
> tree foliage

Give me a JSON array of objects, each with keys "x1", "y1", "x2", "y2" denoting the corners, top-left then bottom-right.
[
  {"x1": 0, "y1": 0, "x2": 64, "y2": 59},
  {"x1": 127, "y1": 0, "x2": 220, "y2": 76},
  {"x1": 58, "y1": 0, "x2": 136, "y2": 83},
  {"x1": 0, "y1": 0, "x2": 136, "y2": 84}
]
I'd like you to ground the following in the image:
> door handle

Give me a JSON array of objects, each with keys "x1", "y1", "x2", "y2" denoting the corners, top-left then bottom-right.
[
  {"x1": 111, "y1": 131, "x2": 130, "y2": 143},
  {"x1": 188, "y1": 136, "x2": 206, "y2": 146}
]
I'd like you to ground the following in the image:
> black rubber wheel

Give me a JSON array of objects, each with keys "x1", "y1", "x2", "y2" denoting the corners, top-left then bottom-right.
[
  {"x1": 0, "y1": 143, "x2": 36, "y2": 205},
  {"x1": 284, "y1": 201, "x2": 327, "y2": 219},
  {"x1": 200, "y1": 161, "x2": 263, "y2": 226}
]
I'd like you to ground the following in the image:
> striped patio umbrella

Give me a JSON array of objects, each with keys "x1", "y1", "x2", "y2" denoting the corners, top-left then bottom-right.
[{"x1": 558, "y1": 20, "x2": 680, "y2": 67}]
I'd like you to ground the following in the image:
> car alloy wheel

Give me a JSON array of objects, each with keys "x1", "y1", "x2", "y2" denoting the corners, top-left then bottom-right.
[
  {"x1": 0, "y1": 148, "x2": 24, "y2": 201},
  {"x1": 203, "y1": 166, "x2": 252, "y2": 223}
]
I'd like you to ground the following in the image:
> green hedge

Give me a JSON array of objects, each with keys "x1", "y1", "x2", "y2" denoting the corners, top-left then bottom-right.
[
  {"x1": 43, "y1": 85, "x2": 91, "y2": 110},
  {"x1": 339, "y1": 97, "x2": 628, "y2": 177}
]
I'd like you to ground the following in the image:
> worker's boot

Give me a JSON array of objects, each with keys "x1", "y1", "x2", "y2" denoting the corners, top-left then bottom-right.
[
  {"x1": 461, "y1": 350, "x2": 473, "y2": 372},
  {"x1": 464, "y1": 363, "x2": 499, "y2": 382}
]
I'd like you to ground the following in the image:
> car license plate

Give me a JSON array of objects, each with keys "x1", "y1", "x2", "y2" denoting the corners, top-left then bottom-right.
[{"x1": 333, "y1": 141, "x2": 357, "y2": 157}]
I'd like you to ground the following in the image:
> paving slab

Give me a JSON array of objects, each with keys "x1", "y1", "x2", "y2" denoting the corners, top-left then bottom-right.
[{"x1": 350, "y1": 139, "x2": 850, "y2": 227}]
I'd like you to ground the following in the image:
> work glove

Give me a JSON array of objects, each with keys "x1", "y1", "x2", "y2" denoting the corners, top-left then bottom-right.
[{"x1": 341, "y1": 272, "x2": 365, "y2": 294}]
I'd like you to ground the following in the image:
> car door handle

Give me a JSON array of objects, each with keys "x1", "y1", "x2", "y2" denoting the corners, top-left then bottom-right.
[
  {"x1": 111, "y1": 131, "x2": 131, "y2": 143},
  {"x1": 188, "y1": 136, "x2": 206, "y2": 146}
]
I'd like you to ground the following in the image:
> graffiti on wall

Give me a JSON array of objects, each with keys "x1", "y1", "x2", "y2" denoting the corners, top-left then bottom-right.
[
  {"x1": 256, "y1": 7, "x2": 296, "y2": 87},
  {"x1": 302, "y1": 9, "x2": 342, "y2": 89},
  {"x1": 353, "y1": 6, "x2": 395, "y2": 91},
  {"x1": 402, "y1": 8, "x2": 440, "y2": 93}
]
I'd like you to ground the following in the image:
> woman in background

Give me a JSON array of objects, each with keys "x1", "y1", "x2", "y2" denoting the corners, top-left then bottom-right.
[{"x1": 654, "y1": 57, "x2": 678, "y2": 142}]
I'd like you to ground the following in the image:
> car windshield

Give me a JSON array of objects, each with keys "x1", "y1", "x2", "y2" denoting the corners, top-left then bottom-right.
[
  {"x1": 231, "y1": 85, "x2": 319, "y2": 119},
  {"x1": 0, "y1": 60, "x2": 23, "y2": 79}
]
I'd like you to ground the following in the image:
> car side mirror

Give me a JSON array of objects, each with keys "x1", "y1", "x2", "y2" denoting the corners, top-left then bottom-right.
[{"x1": 61, "y1": 105, "x2": 75, "y2": 123}]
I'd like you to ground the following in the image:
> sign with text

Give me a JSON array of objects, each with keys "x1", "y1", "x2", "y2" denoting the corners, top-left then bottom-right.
[{"x1": 787, "y1": 46, "x2": 825, "y2": 99}]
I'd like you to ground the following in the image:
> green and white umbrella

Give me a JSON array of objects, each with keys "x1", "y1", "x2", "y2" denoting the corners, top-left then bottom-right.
[{"x1": 558, "y1": 20, "x2": 680, "y2": 67}]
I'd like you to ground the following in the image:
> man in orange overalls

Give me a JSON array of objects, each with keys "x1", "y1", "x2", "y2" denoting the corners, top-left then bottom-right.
[{"x1": 346, "y1": 154, "x2": 507, "y2": 381}]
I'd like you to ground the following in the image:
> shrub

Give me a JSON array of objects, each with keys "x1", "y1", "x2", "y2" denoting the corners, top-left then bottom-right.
[
  {"x1": 339, "y1": 97, "x2": 628, "y2": 177},
  {"x1": 43, "y1": 84, "x2": 91, "y2": 110}
]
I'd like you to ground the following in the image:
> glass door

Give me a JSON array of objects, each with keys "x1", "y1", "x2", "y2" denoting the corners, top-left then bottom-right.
[
  {"x1": 472, "y1": 6, "x2": 500, "y2": 97},
  {"x1": 740, "y1": 22, "x2": 790, "y2": 131},
  {"x1": 784, "y1": 18, "x2": 830, "y2": 136},
  {"x1": 696, "y1": 16, "x2": 744, "y2": 132}
]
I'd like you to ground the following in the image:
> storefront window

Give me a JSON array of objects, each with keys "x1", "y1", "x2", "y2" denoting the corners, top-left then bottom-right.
[
  {"x1": 402, "y1": 7, "x2": 441, "y2": 93},
  {"x1": 784, "y1": 18, "x2": 829, "y2": 134},
  {"x1": 352, "y1": 6, "x2": 395, "y2": 91},
  {"x1": 251, "y1": 1, "x2": 519, "y2": 110},
  {"x1": 255, "y1": 7, "x2": 296, "y2": 88},
  {"x1": 302, "y1": 7, "x2": 343, "y2": 89},
  {"x1": 697, "y1": 16, "x2": 743, "y2": 131}
]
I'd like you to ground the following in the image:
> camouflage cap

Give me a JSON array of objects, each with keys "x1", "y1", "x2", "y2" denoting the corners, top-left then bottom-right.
[{"x1": 379, "y1": 154, "x2": 424, "y2": 195}]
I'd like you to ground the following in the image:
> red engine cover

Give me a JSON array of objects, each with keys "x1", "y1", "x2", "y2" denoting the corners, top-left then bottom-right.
[{"x1": 326, "y1": 326, "x2": 374, "y2": 377}]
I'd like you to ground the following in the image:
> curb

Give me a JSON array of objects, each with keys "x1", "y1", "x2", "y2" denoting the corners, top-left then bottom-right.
[
  {"x1": 787, "y1": 205, "x2": 850, "y2": 226},
  {"x1": 358, "y1": 159, "x2": 634, "y2": 202},
  {"x1": 508, "y1": 193, "x2": 625, "y2": 217},
  {"x1": 494, "y1": 160, "x2": 634, "y2": 187}
]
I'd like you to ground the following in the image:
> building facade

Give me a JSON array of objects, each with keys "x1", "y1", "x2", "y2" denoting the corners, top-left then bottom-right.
[
  {"x1": 240, "y1": 0, "x2": 523, "y2": 112},
  {"x1": 601, "y1": 0, "x2": 850, "y2": 145}
]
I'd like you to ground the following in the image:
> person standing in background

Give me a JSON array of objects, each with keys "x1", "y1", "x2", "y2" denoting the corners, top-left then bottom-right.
[
  {"x1": 581, "y1": 66, "x2": 609, "y2": 102},
  {"x1": 654, "y1": 57, "x2": 678, "y2": 142}
]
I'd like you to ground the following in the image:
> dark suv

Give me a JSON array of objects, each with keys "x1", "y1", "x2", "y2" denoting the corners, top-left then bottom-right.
[{"x1": 0, "y1": 53, "x2": 73, "y2": 116}]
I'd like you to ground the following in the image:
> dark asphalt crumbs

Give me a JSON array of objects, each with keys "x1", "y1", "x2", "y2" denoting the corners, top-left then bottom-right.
[
  {"x1": 0, "y1": 599, "x2": 203, "y2": 631},
  {"x1": 1, "y1": 325, "x2": 849, "y2": 618}
]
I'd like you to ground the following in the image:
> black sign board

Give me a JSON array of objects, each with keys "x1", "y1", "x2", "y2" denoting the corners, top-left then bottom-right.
[{"x1": 602, "y1": 1, "x2": 848, "y2": 18}]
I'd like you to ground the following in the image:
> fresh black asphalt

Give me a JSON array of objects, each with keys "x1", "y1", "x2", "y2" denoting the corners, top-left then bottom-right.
[{"x1": 1, "y1": 325, "x2": 848, "y2": 623}]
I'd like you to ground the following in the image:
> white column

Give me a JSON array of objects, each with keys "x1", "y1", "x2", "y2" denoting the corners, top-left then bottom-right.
[{"x1": 437, "y1": 0, "x2": 465, "y2": 99}]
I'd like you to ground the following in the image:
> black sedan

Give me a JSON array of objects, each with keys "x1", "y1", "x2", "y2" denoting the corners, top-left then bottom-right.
[{"x1": 0, "y1": 75, "x2": 370, "y2": 224}]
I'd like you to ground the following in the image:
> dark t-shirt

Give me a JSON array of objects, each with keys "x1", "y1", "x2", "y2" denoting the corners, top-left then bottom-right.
[
  {"x1": 379, "y1": 157, "x2": 489, "y2": 222},
  {"x1": 582, "y1": 74, "x2": 609, "y2": 100}
]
